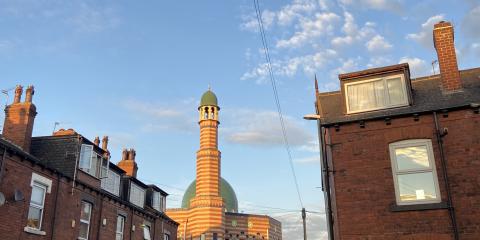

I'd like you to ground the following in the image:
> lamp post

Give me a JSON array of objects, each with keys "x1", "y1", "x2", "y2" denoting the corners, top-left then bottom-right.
[{"x1": 303, "y1": 114, "x2": 334, "y2": 240}]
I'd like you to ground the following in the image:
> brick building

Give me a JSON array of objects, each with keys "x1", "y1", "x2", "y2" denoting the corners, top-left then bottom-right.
[
  {"x1": 166, "y1": 90, "x2": 282, "y2": 240},
  {"x1": 0, "y1": 85, "x2": 178, "y2": 239},
  {"x1": 311, "y1": 21, "x2": 480, "y2": 239}
]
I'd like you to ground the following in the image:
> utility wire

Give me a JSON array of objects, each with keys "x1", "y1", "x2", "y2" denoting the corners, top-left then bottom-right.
[{"x1": 253, "y1": 0, "x2": 304, "y2": 208}]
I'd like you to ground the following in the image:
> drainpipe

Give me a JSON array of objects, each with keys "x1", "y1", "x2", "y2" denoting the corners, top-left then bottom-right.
[
  {"x1": 0, "y1": 148, "x2": 6, "y2": 183},
  {"x1": 321, "y1": 126, "x2": 334, "y2": 240},
  {"x1": 433, "y1": 112, "x2": 459, "y2": 240},
  {"x1": 96, "y1": 194, "x2": 104, "y2": 240},
  {"x1": 50, "y1": 175, "x2": 61, "y2": 240},
  {"x1": 312, "y1": 117, "x2": 334, "y2": 240}
]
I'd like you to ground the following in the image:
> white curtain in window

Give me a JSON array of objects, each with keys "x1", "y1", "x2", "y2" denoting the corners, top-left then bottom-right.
[
  {"x1": 347, "y1": 80, "x2": 385, "y2": 112},
  {"x1": 386, "y1": 77, "x2": 405, "y2": 105}
]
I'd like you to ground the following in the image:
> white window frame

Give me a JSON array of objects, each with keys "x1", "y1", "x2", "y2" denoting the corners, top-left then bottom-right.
[
  {"x1": 129, "y1": 183, "x2": 146, "y2": 208},
  {"x1": 26, "y1": 182, "x2": 47, "y2": 230},
  {"x1": 143, "y1": 223, "x2": 151, "y2": 240},
  {"x1": 78, "y1": 201, "x2": 93, "y2": 240},
  {"x1": 164, "y1": 233, "x2": 170, "y2": 240},
  {"x1": 101, "y1": 170, "x2": 121, "y2": 196},
  {"x1": 345, "y1": 74, "x2": 409, "y2": 114},
  {"x1": 79, "y1": 144, "x2": 109, "y2": 179},
  {"x1": 152, "y1": 191, "x2": 161, "y2": 212},
  {"x1": 116, "y1": 215, "x2": 126, "y2": 240},
  {"x1": 389, "y1": 139, "x2": 441, "y2": 205}
]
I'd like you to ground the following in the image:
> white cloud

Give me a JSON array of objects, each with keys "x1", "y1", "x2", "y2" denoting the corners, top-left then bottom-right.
[
  {"x1": 69, "y1": 2, "x2": 120, "y2": 33},
  {"x1": 330, "y1": 58, "x2": 360, "y2": 78},
  {"x1": 399, "y1": 57, "x2": 431, "y2": 78},
  {"x1": 462, "y1": 5, "x2": 480, "y2": 40},
  {"x1": 240, "y1": 10, "x2": 276, "y2": 32},
  {"x1": 406, "y1": 14, "x2": 445, "y2": 48},
  {"x1": 365, "y1": 34, "x2": 393, "y2": 52},
  {"x1": 277, "y1": 0, "x2": 318, "y2": 25},
  {"x1": 275, "y1": 211, "x2": 328, "y2": 240},
  {"x1": 241, "y1": 49, "x2": 337, "y2": 84},
  {"x1": 122, "y1": 99, "x2": 197, "y2": 133},
  {"x1": 339, "y1": 0, "x2": 404, "y2": 13},
  {"x1": 223, "y1": 109, "x2": 313, "y2": 147},
  {"x1": 367, "y1": 56, "x2": 394, "y2": 68},
  {"x1": 331, "y1": 12, "x2": 376, "y2": 48},
  {"x1": 276, "y1": 12, "x2": 340, "y2": 49},
  {"x1": 294, "y1": 155, "x2": 320, "y2": 164}
]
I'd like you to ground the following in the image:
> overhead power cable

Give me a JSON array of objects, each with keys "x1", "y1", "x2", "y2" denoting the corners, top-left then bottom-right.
[{"x1": 253, "y1": 0, "x2": 304, "y2": 208}]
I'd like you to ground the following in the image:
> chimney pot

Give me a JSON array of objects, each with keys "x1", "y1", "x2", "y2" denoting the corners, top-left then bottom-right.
[
  {"x1": 101, "y1": 136, "x2": 109, "y2": 151},
  {"x1": 13, "y1": 85, "x2": 23, "y2": 104},
  {"x1": 25, "y1": 85, "x2": 34, "y2": 103},
  {"x1": 93, "y1": 137, "x2": 100, "y2": 146}
]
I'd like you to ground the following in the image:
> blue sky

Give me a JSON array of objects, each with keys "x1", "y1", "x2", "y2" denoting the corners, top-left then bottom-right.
[{"x1": 0, "y1": 0, "x2": 478, "y2": 239}]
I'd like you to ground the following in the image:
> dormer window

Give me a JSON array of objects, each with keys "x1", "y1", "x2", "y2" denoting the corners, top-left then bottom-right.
[
  {"x1": 152, "y1": 191, "x2": 166, "y2": 212},
  {"x1": 130, "y1": 182, "x2": 145, "y2": 208},
  {"x1": 79, "y1": 144, "x2": 109, "y2": 178},
  {"x1": 345, "y1": 74, "x2": 408, "y2": 113},
  {"x1": 101, "y1": 170, "x2": 121, "y2": 196}
]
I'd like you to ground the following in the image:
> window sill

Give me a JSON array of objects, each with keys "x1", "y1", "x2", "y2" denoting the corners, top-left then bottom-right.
[
  {"x1": 24, "y1": 226, "x2": 46, "y2": 235},
  {"x1": 390, "y1": 202, "x2": 448, "y2": 212}
]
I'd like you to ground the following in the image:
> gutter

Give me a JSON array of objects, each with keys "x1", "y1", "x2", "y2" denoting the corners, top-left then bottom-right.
[{"x1": 433, "y1": 112, "x2": 459, "y2": 240}]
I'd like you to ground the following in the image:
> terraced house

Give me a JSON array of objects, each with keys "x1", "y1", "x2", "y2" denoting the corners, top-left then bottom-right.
[
  {"x1": 0, "y1": 85, "x2": 178, "y2": 239},
  {"x1": 311, "y1": 21, "x2": 480, "y2": 239}
]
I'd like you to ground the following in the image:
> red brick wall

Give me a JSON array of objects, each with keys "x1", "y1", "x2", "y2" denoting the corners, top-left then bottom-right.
[
  {"x1": 0, "y1": 151, "x2": 178, "y2": 240},
  {"x1": 327, "y1": 109, "x2": 480, "y2": 240}
]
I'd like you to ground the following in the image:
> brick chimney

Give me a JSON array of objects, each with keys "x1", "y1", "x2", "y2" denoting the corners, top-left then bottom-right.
[
  {"x1": 2, "y1": 85, "x2": 37, "y2": 152},
  {"x1": 433, "y1": 21, "x2": 462, "y2": 92},
  {"x1": 117, "y1": 148, "x2": 138, "y2": 178}
]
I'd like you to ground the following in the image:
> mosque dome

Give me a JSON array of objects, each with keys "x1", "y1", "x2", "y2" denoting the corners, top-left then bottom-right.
[
  {"x1": 199, "y1": 90, "x2": 218, "y2": 107},
  {"x1": 181, "y1": 177, "x2": 238, "y2": 213}
]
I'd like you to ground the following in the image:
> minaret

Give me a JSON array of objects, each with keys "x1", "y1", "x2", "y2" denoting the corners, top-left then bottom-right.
[{"x1": 189, "y1": 89, "x2": 225, "y2": 239}]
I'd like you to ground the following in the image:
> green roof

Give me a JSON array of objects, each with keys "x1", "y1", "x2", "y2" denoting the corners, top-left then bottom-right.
[
  {"x1": 181, "y1": 178, "x2": 238, "y2": 213},
  {"x1": 200, "y1": 90, "x2": 218, "y2": 107}
]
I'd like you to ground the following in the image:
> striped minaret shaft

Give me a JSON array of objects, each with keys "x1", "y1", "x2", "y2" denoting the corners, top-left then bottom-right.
[{"x1": 196, "y1": 105, "x2": 220, "y2": 197}]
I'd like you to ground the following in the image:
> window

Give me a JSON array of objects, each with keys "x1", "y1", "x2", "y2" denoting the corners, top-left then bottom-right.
[
  {"x1": 152, "y1": 191, "x2": 161, "y2": 211},
  {"x1": 389, "y1": 139, "x2": 441, "y2": 205},
  {"x1": 164, "y1": 233, "x2": 170, "y2": 240},
  {"x1": 78, "y1": 201, "x2": 92, "y2": 240},
  {"x1": 130, "y1": 183, "x2": 145, "y2": 207},
  {"x1": 26, "y1": 182, "x2": 47, "y2": 230},
  {"x1": 101, "y1": 170, "x2": 121, "y2": 196},
  {"x1": 79, "y1": 144, "x2": 109, "y2": 178},
  {"x1": 116, "y1": 215, "x2": 125, "y2": 240},
  {"x1": 143, "y1": 224, "x2": 151, "y2": 240},
  {"x1": 345, "y1": 74, "x2": 408, "y2": 113}
]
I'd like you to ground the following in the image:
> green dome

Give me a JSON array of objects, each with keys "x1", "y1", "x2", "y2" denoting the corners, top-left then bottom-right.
[
  {"x1": 200, "y1": 90, "x2": 218, "y2": 107},
  {"x1": 181, "y1": 178, "x2": 238, "y2": 213}
]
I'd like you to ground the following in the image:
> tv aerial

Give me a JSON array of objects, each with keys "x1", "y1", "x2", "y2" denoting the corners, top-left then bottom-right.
[{"x1": 1, "y1": 87, "x2": 15, "y2": 107}]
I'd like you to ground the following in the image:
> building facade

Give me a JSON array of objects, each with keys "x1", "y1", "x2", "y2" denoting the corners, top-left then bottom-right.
[
  {"x1": 312, "y1": 21, "x2": 480, "y2": 239},
  {"x1": 0, "y1": 86, "x2": 178, "y2": 239},
  {"x1": 166, "y1": 90, "x2": 282, "y2": 240}
]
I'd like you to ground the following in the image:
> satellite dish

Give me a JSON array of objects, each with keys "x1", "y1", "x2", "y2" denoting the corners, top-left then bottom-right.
[
  {"x1": 14, "y1": 189, "x2": 24, "y2": 201},
  {"x1": 0, "y1": 192, "x2": 5, "y2": 206}
]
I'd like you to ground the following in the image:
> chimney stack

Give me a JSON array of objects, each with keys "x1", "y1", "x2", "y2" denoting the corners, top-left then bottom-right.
[
  {"x1": 2, "y1": 85, "x2": 37, "y2": 152},
  {"x1": 117, "y1": 148, "x2": 138, "y2": 178},
  {"x1": 433, "y1": 21, "x2": 462, "y2": 92}
]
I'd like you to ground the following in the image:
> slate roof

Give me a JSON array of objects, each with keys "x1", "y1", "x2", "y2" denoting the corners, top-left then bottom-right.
[{"x1": 316, "y1": 67, "x2": 480, "y2": 126}]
